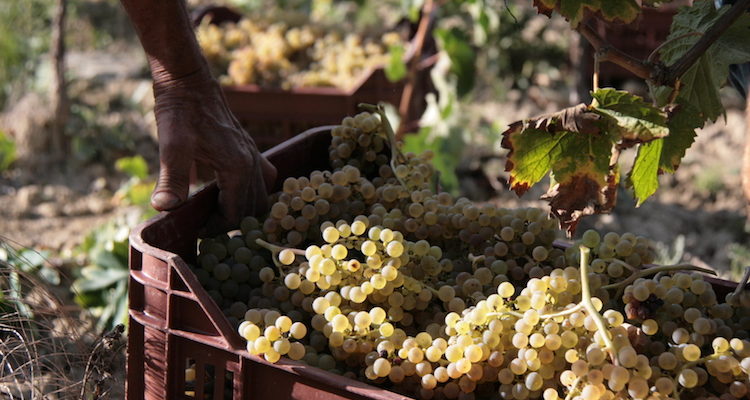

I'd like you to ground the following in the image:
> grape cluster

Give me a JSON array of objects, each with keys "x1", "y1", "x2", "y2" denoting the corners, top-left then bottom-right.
[
  {"x1": 196, "y1": 17, "x2": 404, "y2": 90},
  {"x1": 191, "y1": 106, "x2": 750, "y2": 400},
  {"x1": 239, "y1": 308, "x2": 308, "y2": 362}
]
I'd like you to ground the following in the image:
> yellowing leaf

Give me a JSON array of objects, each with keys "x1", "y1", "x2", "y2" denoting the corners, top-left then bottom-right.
[
  {"x1": 591, "y1": 88, "x2": 669, "y2": 141},
  {"x1": 502, "y1": 111, "x2": 614, "y2": 233}
]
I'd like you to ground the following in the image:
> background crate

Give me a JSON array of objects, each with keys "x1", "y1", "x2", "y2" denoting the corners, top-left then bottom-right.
[
  {"x1": 128, "y1": 126, "x2": 740, "y2": 400},
  {"x1": 194, "y1": 6, "x2": 437, "y2": 151}
]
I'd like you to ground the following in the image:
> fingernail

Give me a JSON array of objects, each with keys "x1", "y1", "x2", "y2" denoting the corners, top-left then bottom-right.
[{"x1": 152, "y1": 191, "x2": 180, "y2": 210}]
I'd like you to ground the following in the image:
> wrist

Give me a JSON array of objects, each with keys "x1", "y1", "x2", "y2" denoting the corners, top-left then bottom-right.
[{"x1": 151, "y1": 63, "x2": 216, "y2": 97}]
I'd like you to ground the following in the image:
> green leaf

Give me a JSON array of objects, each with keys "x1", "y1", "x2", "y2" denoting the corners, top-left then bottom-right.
[
  {"x1": 385, "y1": 44, "x2": 407, "y2": 82},
  {"x1": 591, "y1": 88, "x2": 669, "y2": 141},
  {"x1": 503, "y1": 128, "x2": 566, "y2": 193},
  {"x1": 403, "y1": 0, "x2": 423, "y2": 23},
  {"x1": 91, "y1": 249, "x2": 126, "y2": 271},
  {"x1": 113, "y1": 281, "x2": 130, "y2": 328},
  {"x1": 74, "y1": 265, "x2": 129, "y2": 292},
  {"x1": 534, "y1": 0, "x2": 640, "y2": 26},
  {"x1": 0, "y1": 129, "x2": 16, "y2": 172},
  {"x1": 402, "y1": 126, "x2": 463, "y2": 194},
  {"x1": 17, "y1": 249, "x2": 47, "y2": 270},
  {"x1": 126, "y1": 181, "x2": 156, "y2": 207},
  {"x1": 502, "y1": 127, "x2": 611, "y2": 193},
  {"x1": 659, "y1": 103, "x2": 703, "y2": 173},
  {"x1": 656, "y1": 1, "x2": 750, "y2": 121},
  {"x1": 115, "y1": 155, "x2": 149, "y2": 179},
  {"x1": 629, "y1": 139, "x2": 663, "y2": 206},
  {"x1": 502, "y1": 110, "x2": 616, "y2": 233},
  {"x1": 39, "y1": 266, "x2": 60, "y2": 285},
  {"x1": 434, "y1": 28, "x2": 476, "y2": 97}
]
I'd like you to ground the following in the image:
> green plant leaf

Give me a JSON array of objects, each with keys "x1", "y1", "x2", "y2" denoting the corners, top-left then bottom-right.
[
  {"x1": 39, "y1": 266, "x2": 61, "y2": 286},
  {"x1": 385, "y1": 44, "x2": 407, "y2": 82},
  {"x1": 434, "y1": 28, "x2": 476, "y2": 97},
  {"x1": 127, "y1": 181, "x2": 156, "y2": 207},
  {"x1": 91, "y1": 248, "x2": 126, "y2": 271},
  {"x1": 628, "y1": 139, "x2": 663, "y2": 206},
  {"x1": 591, "y1": 88, "x2": 669, "y2": 141},
  {"x1": 656, "y1": 1, "x2": 750, "y2": 121},
  {"x1": 659, "y1": 103, "x2": 703, "y2": 173},
  {"x1": 115, "y1": 155, "x2": 149, "y2": 180},
  {"x1": 74, "y1": 265, "x2": 129, "y2": 292},
  {"x1": 402, "y1": 126, "x2": 463, "y2": 193},
  {"x1": 0, "y1": 129, "x2": 16, "y2": 172},
  {"x1": 113, "y1": 282, "x2": 130, "y2": 328},
  {"x1": 502, "y1": 116, "x2": 614, "y2": 233},
  {"x1": 16, "y1": 249, "x2": 47, "y2": 270}
]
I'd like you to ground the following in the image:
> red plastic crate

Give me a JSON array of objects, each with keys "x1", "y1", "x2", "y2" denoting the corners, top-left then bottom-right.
[
  {"x1": 128, "y1": 126, "x2": 414, "y2": 400},
  {"x1": 128, "y1": 126, "x2": 740, "y2": 400},
  {"x1": 194, "y1": 6, "x2": 437, "y2": 150}
]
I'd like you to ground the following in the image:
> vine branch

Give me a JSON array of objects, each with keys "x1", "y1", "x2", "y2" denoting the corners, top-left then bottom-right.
[
  {"x1": 576, "y1": 0, "x2": 750, "y2": 89},
  {"x1": 657, "y1": 0, "x2": 750, "y2": 86},
  {"x1": 576, "y1": 22, "x2": 653, "y2": 81}
]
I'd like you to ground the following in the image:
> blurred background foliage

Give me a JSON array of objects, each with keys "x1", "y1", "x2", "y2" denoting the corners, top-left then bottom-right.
[
  {"x1": 0, "y1": 0, "x2": 51, "y2": 108},
  {"x1": 0, "y1": 0, "x2": 576, "y2": 329}
]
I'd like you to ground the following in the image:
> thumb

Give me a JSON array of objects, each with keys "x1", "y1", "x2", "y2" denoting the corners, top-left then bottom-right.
[{"x1": 151, "y1": 148, "x2": 192, "y2": 211}]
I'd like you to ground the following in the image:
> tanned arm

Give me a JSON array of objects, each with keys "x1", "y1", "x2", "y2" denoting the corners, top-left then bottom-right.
[{"x1": 120, "y1": 0, "x2": 276, "y2": 229}]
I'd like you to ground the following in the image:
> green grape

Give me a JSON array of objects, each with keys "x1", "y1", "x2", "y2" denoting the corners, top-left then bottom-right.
[
  {"x1": 213, "y1": 263, "x2": 231, "y2": 281},
  {"x1": 531, "y1": 246, "x2": 548, "y2": 262},
  {"x1": 581, "y1": 229, "x2": 601, "y2": 248}
]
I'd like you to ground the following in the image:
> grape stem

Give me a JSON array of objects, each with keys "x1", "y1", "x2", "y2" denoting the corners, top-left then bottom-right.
[
  {"x1": 672, "y1": 352, "x2": 726, "y2": 400},
  {"x1": 359, "y1": 102, "x2": 409, "y2": 188},
  {"x1": 563, "y1": 376, "x2": 583, "y2": 400},
  {"x1": 486, "y1": 303, "x2": 583, "y2": 321},
  {"x1": 487, "y1": 310, "x2": 524, "y2": 319},
  {"x1": 255, "y1": 238, "x2": 306, "y2": 276},
  {"x1": 255, "y1": 238, "x2": 306, "y2": 256},
  {"x1": 602, "y1": 258, "x2": 637, "y2": 272},
  {"x1": 468, "y1": 254, "x2": 484, "y2": 272},
  {"x1": 601, "y1": 263, "x2": 716, "y2": 299},
  {"x1": 579, "y1": 245, "x2": 619, "y2": 364},
  {"x1": 403, "y1": 275, "x2": 440, "y2": 297},
  {"x1": 540, "y1": 303, "x2": 584, "y2": 319}
]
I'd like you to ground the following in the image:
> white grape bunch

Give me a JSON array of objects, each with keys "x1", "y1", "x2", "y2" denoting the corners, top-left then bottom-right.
[{"x1": 191, "y1": 106, "x2": 750, "y2": 400}]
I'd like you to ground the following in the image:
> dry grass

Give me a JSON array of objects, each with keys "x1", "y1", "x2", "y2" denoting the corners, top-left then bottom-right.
[{"x1": 0, "y1": 240, "x2": 125, "y2": 400}]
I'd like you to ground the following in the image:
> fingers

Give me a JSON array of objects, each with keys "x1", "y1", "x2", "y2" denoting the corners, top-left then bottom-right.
[
  {"x1": 214, "y1": 148, "x2": 252, "y2": 225},
  {"x1": 215, "y1": 144, "x2": 271, "y2": 227},
  {"x1": 152, "y1": 133, "x2": 193, "y2": 211}
]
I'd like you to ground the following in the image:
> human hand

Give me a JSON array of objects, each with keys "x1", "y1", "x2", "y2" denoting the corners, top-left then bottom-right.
[{"x1": 150, "y1": 72, "x2": 277, "y2": 229}]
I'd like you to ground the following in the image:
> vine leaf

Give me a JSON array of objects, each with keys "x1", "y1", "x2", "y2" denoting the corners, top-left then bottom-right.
[
  {"x1": 532, "y1": 0, "x2": 640, "y2": 27},
  {"x1": 628, "y1": 139, "x2": 663, "y2": 206},
  {"x1": 434, "y1": 28, "x2": 476, "y2": 97},
  {"x1": 655, "y1": 1, "x2": 750, "y2": 121},
  {"x1": 502, "y1": 104, "x2": 614, "y2": 233},
  {"x1": 657, "y1": 103, "x2": 703, "y2": 174},
  {"x1": 591, "y1": 88, "x2": 669, "y2": 141},
  {"x1": 502, "y1": 89, "x2": 670, "y2": 232}
]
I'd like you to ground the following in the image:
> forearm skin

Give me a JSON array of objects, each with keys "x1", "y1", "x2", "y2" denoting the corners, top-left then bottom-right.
[{"x1": 120, "y1": 0, "x2": 211, "y2": 89}]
